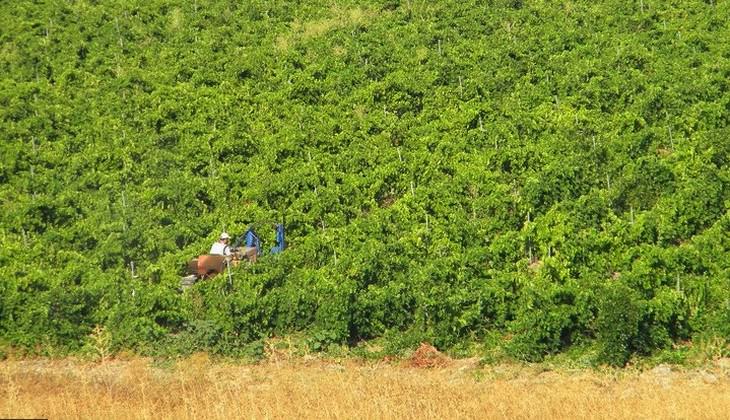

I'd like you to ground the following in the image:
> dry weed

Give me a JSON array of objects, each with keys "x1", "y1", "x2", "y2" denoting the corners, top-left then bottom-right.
[{"x1": 1, "y1": 357, "x2": 729, "y2": 419}]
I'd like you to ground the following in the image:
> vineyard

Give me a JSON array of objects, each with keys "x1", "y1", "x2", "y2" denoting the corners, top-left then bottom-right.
[{"x1": 1, "y1": 0, "x2": 729, "y2": 366}]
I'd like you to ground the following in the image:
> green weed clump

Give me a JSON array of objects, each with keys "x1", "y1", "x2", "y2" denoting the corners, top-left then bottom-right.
[{"x1": 596, "y1": 283, "x2": 642, "y2": 367}]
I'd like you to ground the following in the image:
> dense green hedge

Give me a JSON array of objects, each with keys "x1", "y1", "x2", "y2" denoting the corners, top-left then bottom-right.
[{"x1": 1, "y1": 0, "x2": 729, "y2": 365}]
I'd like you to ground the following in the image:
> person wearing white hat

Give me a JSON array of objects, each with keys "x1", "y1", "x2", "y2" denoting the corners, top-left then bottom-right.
[{"x1": 210, "y1": 232, "x2": 232, "y2": 256}]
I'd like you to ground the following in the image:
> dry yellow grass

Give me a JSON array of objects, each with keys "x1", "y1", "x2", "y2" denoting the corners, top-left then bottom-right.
[{"x1": 1, "y1": 354, "x2": 729, "y2": 419}]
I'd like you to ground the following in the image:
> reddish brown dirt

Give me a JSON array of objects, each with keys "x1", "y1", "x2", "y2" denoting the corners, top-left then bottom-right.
[{"x1": 406, "y1": 343, "x2": 451, "y2": 368}]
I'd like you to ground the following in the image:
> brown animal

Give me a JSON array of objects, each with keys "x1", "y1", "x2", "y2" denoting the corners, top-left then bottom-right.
[
  {"x1": 185, "y1": 247, "x2": 258, "y2": 280},
  {"x1": 189, "y1": 255, "x2": 228, "y2": 278}
]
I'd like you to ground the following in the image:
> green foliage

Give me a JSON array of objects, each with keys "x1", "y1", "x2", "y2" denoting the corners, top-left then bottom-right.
[
  {"x1": 506, "y1": 266, "x2": 596, "y2": 362},
  {"x1": 596, "y1": 282, "x2": 642, "y2": 367},
  {"x1": 1, "y1": 0, "x2": 729, "y2": 362}
]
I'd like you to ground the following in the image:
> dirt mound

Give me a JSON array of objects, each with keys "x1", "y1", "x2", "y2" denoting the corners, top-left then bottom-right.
[{"x1": 407, "y1": 343, "x2": 451, "y2": 368}]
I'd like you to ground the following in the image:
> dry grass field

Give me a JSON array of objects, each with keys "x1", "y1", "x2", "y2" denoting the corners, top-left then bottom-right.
[{"x1": 1, "y1": 350, "x2": 729, "y2": 420}]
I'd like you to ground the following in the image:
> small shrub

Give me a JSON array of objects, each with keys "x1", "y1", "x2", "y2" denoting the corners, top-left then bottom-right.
[{"x1": 596, "y1": 283, "x2": 642, "y2": 367}]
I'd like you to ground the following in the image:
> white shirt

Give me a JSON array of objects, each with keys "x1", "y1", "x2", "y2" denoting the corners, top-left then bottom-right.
[{"x1": 210, "y1": 241, "x2": 231, "y2": 256}]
